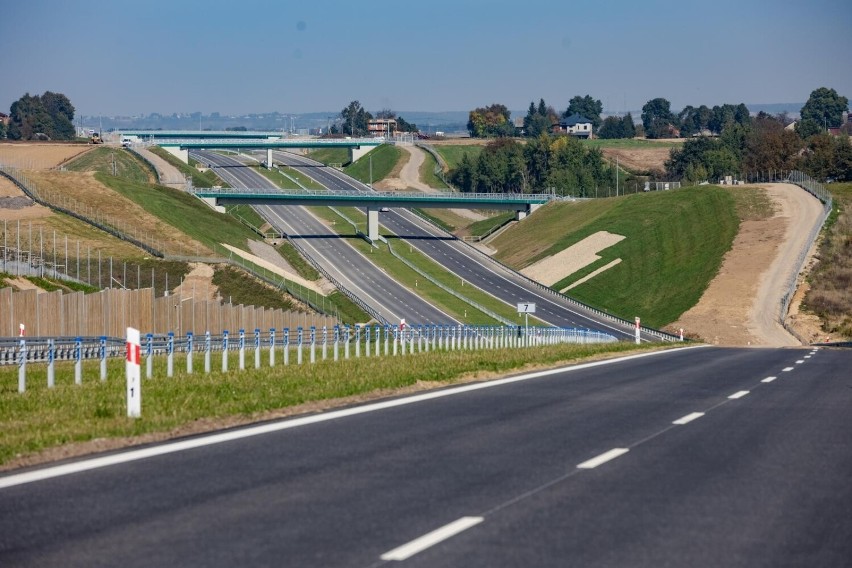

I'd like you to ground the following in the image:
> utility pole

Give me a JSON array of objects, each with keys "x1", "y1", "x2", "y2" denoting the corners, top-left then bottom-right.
[{"x1": 616, "y1": 155, "x2": 619, "y2": 196}]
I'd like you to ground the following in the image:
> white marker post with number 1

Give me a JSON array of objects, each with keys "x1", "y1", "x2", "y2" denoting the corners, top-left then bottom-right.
[{"x1": 126, "y1": 327, "x2": 142, "y2": 418}]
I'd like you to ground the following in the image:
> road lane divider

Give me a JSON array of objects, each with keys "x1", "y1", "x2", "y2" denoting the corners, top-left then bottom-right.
[
  {"x1": 761, "y1": 376, "x2": 778, "y2": 383},
  {"x1": 577, "y1": 448, "x2": 630, "y2": 469},
  {"x1": 672, "y1": 412, "x2": 705, "y2": 425},
  {"x1": 381, "y1": 516, "x2": 483, "y2": 561},
  {"x1": 782, "y1": 367, "x2": 795, "y2": 372},
  {"x1": 728, "y1": 390, "x2": 750, "y2": 399}
]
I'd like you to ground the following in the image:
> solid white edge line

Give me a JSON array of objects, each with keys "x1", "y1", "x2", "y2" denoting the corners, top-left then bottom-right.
[
  {"x1": 761, "y1": 376, "x2": 778, "y2": 383},
  {"x1": 577, "y1": 448, "x2": 630, "y2": 469},
  {"x1": 672, "y1": 412, "x2": 705, "y2": 425},
  {"x1": 0, "y1": 345, "x2": 706, "y2": 490},
  {"x1": 782, "y1": 367, "x2": 795, "y2": 372},
  {"x1": 728, "y1": 390, "x2": 750, "y2": 399},
  {"x1": 381, "y1": 516, "x2": 483, "y2": 561}
]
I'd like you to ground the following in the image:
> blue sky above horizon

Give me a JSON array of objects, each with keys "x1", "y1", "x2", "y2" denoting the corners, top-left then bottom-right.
[{"x1": 1, "y1": 0, "x2": 850, "y2": 117}]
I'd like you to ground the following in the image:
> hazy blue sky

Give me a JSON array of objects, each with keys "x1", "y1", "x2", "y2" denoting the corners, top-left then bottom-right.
[{"x1": 2, "y1": 0, "x2": 850, "y2": 117}]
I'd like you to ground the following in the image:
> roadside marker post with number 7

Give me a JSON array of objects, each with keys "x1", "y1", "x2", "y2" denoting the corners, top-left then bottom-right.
[
  {"x1": 517, "y1": 303, "x2": 536, "y2": 346},
  {"x1": 126, "y1": 327, "x2": 141, "y2": 418}
]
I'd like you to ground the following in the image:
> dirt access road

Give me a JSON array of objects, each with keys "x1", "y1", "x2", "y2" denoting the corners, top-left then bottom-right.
[{"x1": 670, "y1": 183, "x2": 824, "y2": 346}]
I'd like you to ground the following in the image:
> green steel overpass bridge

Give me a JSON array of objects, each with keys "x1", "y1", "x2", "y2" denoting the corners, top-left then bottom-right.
[
  {"x1": 120, "y1": 131, "x2": 386, "y2": 165},
  {"x1": 193, "y1": 188, "x2": 556, "y2": 241}
]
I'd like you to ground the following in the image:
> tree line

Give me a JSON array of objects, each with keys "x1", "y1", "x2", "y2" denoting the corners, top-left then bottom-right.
[{"x1": 3, "y1": 91, "x2": 77, "y2": 140}]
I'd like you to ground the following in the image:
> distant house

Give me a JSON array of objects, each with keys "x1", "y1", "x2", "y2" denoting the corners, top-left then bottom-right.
[
  {"x1": 554, "y1": 113, "x2": 593, "y2": 138},
  {"x1": 367, "y1": 118, "x2": 395, "y2": 137}
]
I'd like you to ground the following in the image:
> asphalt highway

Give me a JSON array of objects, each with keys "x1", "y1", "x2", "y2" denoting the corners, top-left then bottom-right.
[
  {"x1": 193, "y1": 150, "x2": 453, "y2": 325},
  {"x1": 272, "y1": 150, "x2": 651, "y2": 341},
  {"x1": 2, "y1": 346, "x2": 849, "y2": 567}
]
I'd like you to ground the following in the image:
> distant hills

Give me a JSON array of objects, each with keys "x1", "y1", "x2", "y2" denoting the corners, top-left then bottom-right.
[{"x1": 80, "y1": 103, "x2": 804, "y2": 134}]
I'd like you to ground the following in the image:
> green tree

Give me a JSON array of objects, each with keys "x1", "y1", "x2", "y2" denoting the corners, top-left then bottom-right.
[
  {"x1": 800, "y1": 87, "x2": 849, "y2": 132},
  {"x1": 743, "y1": 114, "x2": 801, "y2": 172},
  {"x1": 467, "y1": 103, "x2": 513, "y2": 138},
  {"x1": 7, "y1": 91, "x2": 76, "y2": 141},
  {"x1": 621, "y1": 113, "x2": 636, "y2": 138},
  {"x1": 563, "y1": 95, "x2": 603, "y2": 130},
  {"x1": 340, "y1": 100, "x2": 372, "y2": 136},
  {"x1": 597, "y1": 116, "x2": 624, "y2": 139},
  {"x1": 523, "y1": 100, "x2": 553, "y2": 137},
  {"x1": 641, "y1": 98, "x2": 678, "y2": 139}
]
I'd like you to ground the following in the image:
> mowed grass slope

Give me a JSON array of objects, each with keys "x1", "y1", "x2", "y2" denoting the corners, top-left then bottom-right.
[{"x1": 492, "y1": 187, "x2": 739, "y2": 327}]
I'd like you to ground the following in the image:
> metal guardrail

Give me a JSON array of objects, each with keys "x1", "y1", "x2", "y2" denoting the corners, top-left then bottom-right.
[
  {"x1": 779, "y1": 171, "x2": 834, "y2": 334},
  {"x1": 5, "y1": 324, "x2": 619, "y2": 394}
]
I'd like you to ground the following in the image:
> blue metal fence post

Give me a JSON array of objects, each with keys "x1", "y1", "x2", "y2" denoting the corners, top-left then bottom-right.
[
  {"x1": 205, "y1": 331, "x2": 211, "y2": 374},
  {"x1": 186, "y1": 332, "x2": 194, "y2": 374},
  {"x1": 322, "y1": 325, "x2": 328, "y2": 360},
  {"x1": 333, "y1": 325, "x2": 340, "y2": 361},
  {"x1": 365, "y1": 325, "x2": 371, "y2": 358},
  {"x1": 355, "y1": 325, "x2": 361, "y2": 358},
  {"x1": 254, "y1": 328, "x2": 261, "y2": 369},
  {"x1": 392, "y1": 326, "x2": 398, "y2": 356},
  {"x1": 283, "y1": 327, "x2": 290, "y2": 365},
  {"x1": 297, "y1": 326, "x2": 303, "y2": 365},
  {"x1": 384, "y1": 325, "x2": 389, "y2": 356},
  {"x1": 222, "y1": 330, "x2": 229, "y2": 372},
  {"x1": 17, "y1": 338, "x2": 26, "y2": 393},
  {"x1": 375, "y1": 325, "x2": 381, "y2": 357},
  {"x1": 146, "y1": 333, "x2": 153, "y2": 378},
  {"x1": 74, "y1": 336, "x2": 82, "y2": 385},
  {"x1": 167, "y1": 332, "x2": 174, "y2": 377},
  {"x1": 345, "y1": 325, "x2": 351, "y2": 359},
  {"x1": 99, "y1": 336, "x2": 107, "y2": 381},
  {"x1": 47, "y1": 338, "x2": 55, "y2": 388},
  {"x1": 269, "y1": 328, "x2": 276, "y2": 367},
  {"x1": 238, "y1": 329, "x2": 246, "y2": 371},
  {"x1": 310, "y1": 326, "x2": 316, "y2": 364}
]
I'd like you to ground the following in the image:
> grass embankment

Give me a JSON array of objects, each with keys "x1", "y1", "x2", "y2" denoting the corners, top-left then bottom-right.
[
  {"x1": 803, "y1": 182, "x2": 852, "y2": 337},
  {"x1": 308, "y1": 145, "x2": 402, "y2": 186},
  {"x1": 94, "y1": 172, "x2": 258, "y2": 253},
  {"x1": 147, "y1": 146, "x2": 226, "y2": 188},
  {"x1": 65, "y1": 147, "x2": 155, "y2": 183},
  {"x1": 420, "y1": 150, "x2": 448, "y2": 189},
  {"x1": 212, "y1": 266, "x2": 294, "y2": 310},
  {"x1": 493, "y1": 186, "x2": 741, "y2": 328},
  {"x1": 0, "y1": 341, "x2": 664, "y2": 468},
  {"x1": 277, "y1": 241, "x2": 320, "y2": 280},
  {"x1": 433, "y1": 145, "x2": 483, "y2": 169},
  {"x1": 308, "y1": 147, "x2": 349, "y2": 166}
]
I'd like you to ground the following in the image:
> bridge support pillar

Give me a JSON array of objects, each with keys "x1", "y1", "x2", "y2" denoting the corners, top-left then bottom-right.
[
  {"x1": 350, "y1": 145, "x2": 372, "y2": 163},
  {"x1": 162, "y1": 146, "x2": 189, "y2": 164},
  {"x1": 516, "y1": 203, "x2": 541, "y2": 221},
  {"x1": 367, "y1": 208, "x2": 380, "y2": 242},
  {"x1": 266, "y1": 148, "x2": 273, "y2": 169}
]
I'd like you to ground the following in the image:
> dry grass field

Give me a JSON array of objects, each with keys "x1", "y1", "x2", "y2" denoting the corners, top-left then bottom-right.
[{"x1": 0, "y1": 143, "x2": 92, "y2": 170}]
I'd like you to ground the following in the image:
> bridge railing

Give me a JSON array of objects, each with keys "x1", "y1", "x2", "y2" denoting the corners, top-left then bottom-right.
[{"x1": 193, "y1": 187, "x2": 556, "y2": 204}]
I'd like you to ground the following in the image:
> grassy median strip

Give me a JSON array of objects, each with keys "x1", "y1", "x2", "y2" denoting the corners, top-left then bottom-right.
[{"x1": 0, "y1": 341, "x2": 664, "y2": 468}]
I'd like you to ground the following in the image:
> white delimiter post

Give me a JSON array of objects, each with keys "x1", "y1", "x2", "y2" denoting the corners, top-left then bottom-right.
[
  {"x1": 635, "y1": 317, "x2": 641, "y2": 345},
  {"x1": 126, "y1": 327, "x2": 141, "y2": 418}
]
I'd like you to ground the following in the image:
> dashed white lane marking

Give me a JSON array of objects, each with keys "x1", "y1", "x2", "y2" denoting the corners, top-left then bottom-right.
[
  {"x1": 804, "y1": 355, "x2": 811, "y2": 359},
  {"x1": 796, "y1": 360, "x2": 805, "y2": 364},
  {"x1": 761, "y1": 376, "x2": 778, "y2": 383},
  {"x1": 728, "y1": 390, "x2": 750, "y2": 399},
  {"x1": 0, "y1": 347, "x2": 705, "y2": 490},
  {"x1": 381, "y1": 517, "x2": 483, "y2": 561},
  {"x1": 673, "y1": 412, "x2": 705, "y2": 425},
  {"x1": 782, "y1": 367, "x2": 794, "y2": 372},
  {"x1": 577, "y1": 448, "x2": 630, "y2": 469}
]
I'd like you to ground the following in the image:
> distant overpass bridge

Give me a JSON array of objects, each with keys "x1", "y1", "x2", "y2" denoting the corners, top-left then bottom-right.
[
  {"x1": 193, "y1": 188, "x2": 556, "y2": 241},
  {"x1": 121, "y1": 131, "x2": 385, "y2": 165}
]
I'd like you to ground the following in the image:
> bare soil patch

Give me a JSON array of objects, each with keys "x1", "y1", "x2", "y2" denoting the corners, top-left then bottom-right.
[
  {"x1": 0, "y1": 143, "x2": 91, "y2": 170},
  {"x1": 521, "y1": 231, "x2": 625, "y2": 286},
  {"x1": 669, "y1": 184, "x2": 823, "y2": 346},
  {"x1": 601, "y1": 146, "x2": 672, "y2": 173},
  {"x1": 170, "y1": 262, "x2": 219, "y2": 301}
]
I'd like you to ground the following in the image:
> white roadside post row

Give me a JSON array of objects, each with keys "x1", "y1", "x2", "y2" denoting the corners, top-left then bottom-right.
[{"x1": 5, "y1": 324, "x2": 619, "y2": 415}]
